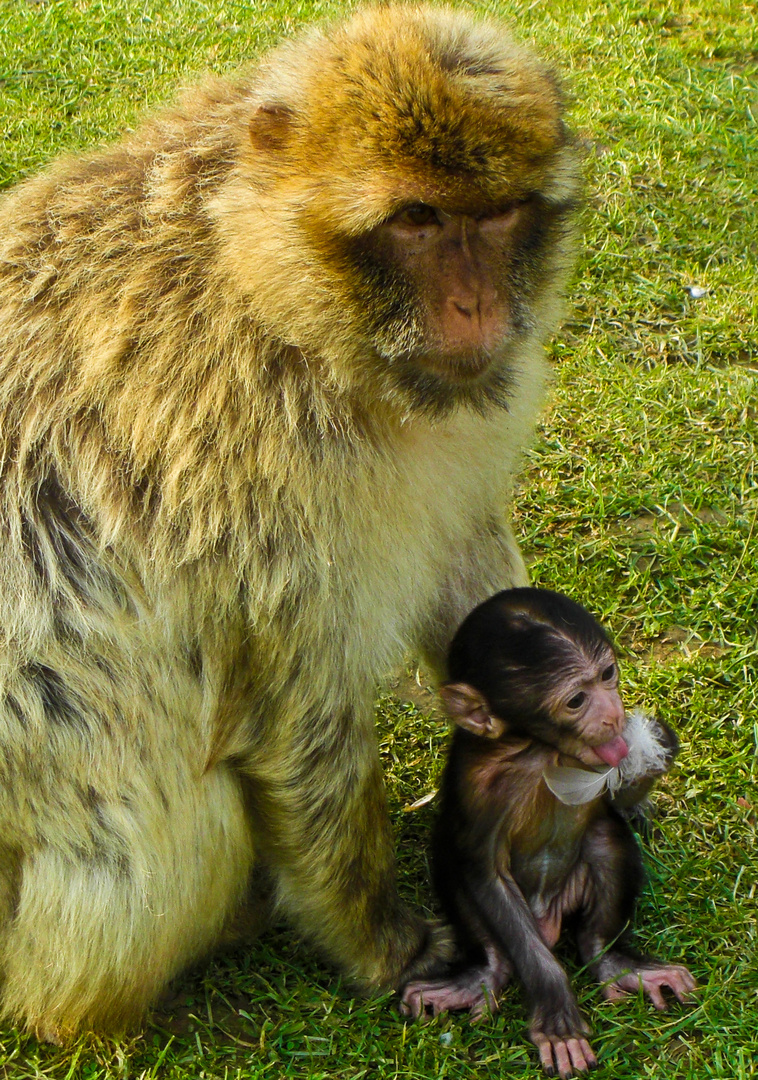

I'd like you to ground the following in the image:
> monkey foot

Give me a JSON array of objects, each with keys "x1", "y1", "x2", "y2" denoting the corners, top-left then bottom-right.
[
  {"x1": 32, "y1": 1024, "x2": 65, "y2": 1046},
  {"x1": 602, "y1": 964, "x2": 696, "y2": 1010},
  {"x1": 530, "y1": 1030, "x2": 597, "y2": 1079},
  {"x1": 400, "y1": 961, "x2": 508, "y2": 1020}
]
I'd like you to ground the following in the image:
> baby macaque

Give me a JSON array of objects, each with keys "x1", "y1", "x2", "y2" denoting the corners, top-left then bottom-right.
[{"x1": 401, "y1": 588, "x2": 695, "y2": 1079}]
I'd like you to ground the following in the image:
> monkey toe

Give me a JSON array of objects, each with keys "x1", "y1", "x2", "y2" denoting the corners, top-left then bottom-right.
[
  {"x1": 399, "y1": 983, "x2": 447, "y2": 1019},
  {"x1": 604, "y1": 965, "x2": 697, "y2": 1010},
  {"x1": 642, "y1": 966, "x2": 697, "y2": 1010},
  {"x1": 400, "y1": 971, "x2": 500, "y2": 1020},
  {"x1": 672, "y1": 968, "x2": 698, "y2": 1002}
]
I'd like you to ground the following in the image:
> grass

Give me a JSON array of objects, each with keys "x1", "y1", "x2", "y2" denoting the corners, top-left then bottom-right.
[{"x1": 0, "y1": 0, "x2": 756, "y2": 1077}]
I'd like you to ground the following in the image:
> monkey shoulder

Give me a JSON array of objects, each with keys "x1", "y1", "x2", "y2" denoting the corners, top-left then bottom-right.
[
  {"x1": 443, "y1": 738, "x2": 547, "y2": 831},
  {"x1": 435, "y1": 736, "x2": 528, "y2": 829},
  {"x1": 0, "y1": 83, "x2": 250, "y2": 333}
]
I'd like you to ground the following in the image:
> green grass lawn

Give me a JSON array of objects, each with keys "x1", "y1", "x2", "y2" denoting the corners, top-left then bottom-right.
[{"x1": 1, "y1": 1, "x2": 756, "y2": 1077}]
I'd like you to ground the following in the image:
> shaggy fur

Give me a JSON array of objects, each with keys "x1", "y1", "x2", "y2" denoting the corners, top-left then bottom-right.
[{"x1": 0, "y1": 4, "x2": 581, "y2": 1037}]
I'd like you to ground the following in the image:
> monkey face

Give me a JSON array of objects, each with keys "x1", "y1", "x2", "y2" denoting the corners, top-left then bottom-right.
[
  {"x1": 373, "y1": 202, "x2": 523, "y2": 365},
  {"x1": 233, "y1": 6, "x2": 582, "y2": 418},
  {"x1": 445, "y1": 589, "x2": 629, "y2": 768},
  {"x1": 367, "y1": 201, "x2": 525, "y2": 369},
  {"x1": 543, "y1": 649, "x2": 629, "y2": 769},
  {"x1": 339, "y1": 189, "x2": 575, "y2": 416}
]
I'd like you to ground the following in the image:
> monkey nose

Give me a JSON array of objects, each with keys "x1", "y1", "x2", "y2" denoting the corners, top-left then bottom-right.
[
  {"x1": 444, "y1": 295, "x2": 501, "y2": 352},
  {"x1": 452, "y1": 298, "x2": 477, "y2": 318}
]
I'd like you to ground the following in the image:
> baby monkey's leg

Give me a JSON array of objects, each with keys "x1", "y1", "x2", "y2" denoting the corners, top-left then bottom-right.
[{"x1": 576, "y1": 815, "x2": 696, "y2": 1009}]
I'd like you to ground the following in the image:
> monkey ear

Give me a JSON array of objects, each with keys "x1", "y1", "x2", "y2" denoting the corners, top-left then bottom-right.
[
  {"x1": 440, "y1": 683, "x2": 505, "y2": 739},
  {"x1": 250, "y1": 103, "x2": 293, "y2": 152}
]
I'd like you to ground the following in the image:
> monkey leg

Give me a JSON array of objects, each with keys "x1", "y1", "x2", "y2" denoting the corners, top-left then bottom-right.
[
  {"x1": 248, "y1": 705, "x2": 451, "y2": 991},
  {"x1": 576, "y1": 814, "x2": 696, "y2": 1013},
  {"x1": 0, "y1": 764, "x2": 254, "y2": 1039}
]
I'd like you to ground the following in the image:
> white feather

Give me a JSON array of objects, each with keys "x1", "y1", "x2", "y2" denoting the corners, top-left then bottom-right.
[
  {"x1": 608, "y1": 710, "x2": 670, "y2": 795},
  {"x1": 543, "y1": 710, "x2": 669, "y2": 806}
]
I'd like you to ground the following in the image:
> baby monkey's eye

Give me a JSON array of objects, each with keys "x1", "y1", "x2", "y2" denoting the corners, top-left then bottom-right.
[
  {"x1": 566, "y1": 692, "x2": 586, "y2": 710},
  {"x1": 601, "y1": 664, "x2": 616, "y2": 682},
  {"x1": 397, "y1": 204, "x2": 440, "y2": 227}
]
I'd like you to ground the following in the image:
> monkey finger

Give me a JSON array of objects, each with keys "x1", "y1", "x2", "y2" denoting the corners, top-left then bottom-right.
[
  {"x1": 552, "y1": 1039, "x2": 572, "y2": 1079},
  {"x1": 531, "y1": 1032, "x2": 560, "y2": 1076},
  {"x1": 532, "y1": 1032, "x2": 596, "y2": 1078},
  {"x1": 555, "y1": 1036, "x2": 596, "y2": 1078},
  {"x1": 571, "y1": 1037, "x2": 598, "y2": 1072},
  {"x1": 553, "y1": 1038, "x2": 573, "y2": 1079}
]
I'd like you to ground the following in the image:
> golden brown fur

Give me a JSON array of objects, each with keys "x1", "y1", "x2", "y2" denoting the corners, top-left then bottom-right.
[{"x1": 0, "y1": 4, "x2": 581, "y2": 1037}]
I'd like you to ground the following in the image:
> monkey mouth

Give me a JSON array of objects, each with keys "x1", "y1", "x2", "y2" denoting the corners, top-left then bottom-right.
[
  {"x1": 416, "y1": 347, "x2": 496, "y2": 383},
  {"x1": 591, "y1": 735, "x2": 629, "y2": 768},
  {"x1": 382, "y1": 345, "x2": 516, "y2": 417}
]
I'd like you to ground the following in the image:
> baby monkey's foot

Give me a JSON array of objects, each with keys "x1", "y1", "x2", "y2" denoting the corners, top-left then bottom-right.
[
  {"x1": 400, "y1": 950, "x2": 510, "y2": 1019},
  {"x1": 603, "y1": 961, "x2": 696, "y2": 1010}
]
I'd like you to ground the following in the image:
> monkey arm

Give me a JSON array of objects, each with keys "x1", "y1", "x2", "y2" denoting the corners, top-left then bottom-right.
[
  {"x1": 415, "y1": 515, "x2": 529, "y2": 678},
  {"x1": 462, "y1": 864, "x2": 596, "y2": 1079},
  {"x1": 467, "y1": 866, "x2": 585, "y2": 1026}
]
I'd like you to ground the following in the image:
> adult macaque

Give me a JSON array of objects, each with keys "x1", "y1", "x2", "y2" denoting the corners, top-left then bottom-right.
[
  {"x1": 401, "y1": 589, "x2": 695, "y2": 1079},
  {"x1": 0, "y1": 6, "x2": 581, "y2": 1038}
]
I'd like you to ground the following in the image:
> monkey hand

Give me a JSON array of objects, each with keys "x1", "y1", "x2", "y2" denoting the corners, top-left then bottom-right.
[
  {"x1": 528, "y1": 999, "x2": 597, "y2": 1079},
  {"x1": 609, "y1": 711, "x2": 679, "y2": 812},
  {"x1": 612, "y1": 712, "x2": 677, "y2": 786}
]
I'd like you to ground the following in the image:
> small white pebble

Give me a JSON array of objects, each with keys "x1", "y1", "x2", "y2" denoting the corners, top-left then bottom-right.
[{"x1": 687, "y1": 285, "x2": 708, "y2": 298}]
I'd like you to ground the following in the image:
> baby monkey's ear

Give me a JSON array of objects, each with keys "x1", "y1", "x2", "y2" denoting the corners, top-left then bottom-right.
[{"x1": 440, "y1": 683, "x2": 506, "y2": 740}]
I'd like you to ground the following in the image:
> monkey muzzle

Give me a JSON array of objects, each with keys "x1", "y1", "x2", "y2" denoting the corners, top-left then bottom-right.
[{"x1": 543, "y1": 711, "x2": 670, "y2": 806}]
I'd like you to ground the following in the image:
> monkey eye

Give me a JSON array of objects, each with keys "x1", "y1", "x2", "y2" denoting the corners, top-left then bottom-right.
[
  {"x1": 601, "y1": 664, "x2": 616, "y2": 682},
  {"x1": 397, "y1": 204, "x2": 440, "y2": 227},
  {"x1": 566, "y1": 692, "x2": 586, "y2": 711},
  {"x1": 480, "y1": 200, "x2": 521, "y2": 221}
]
